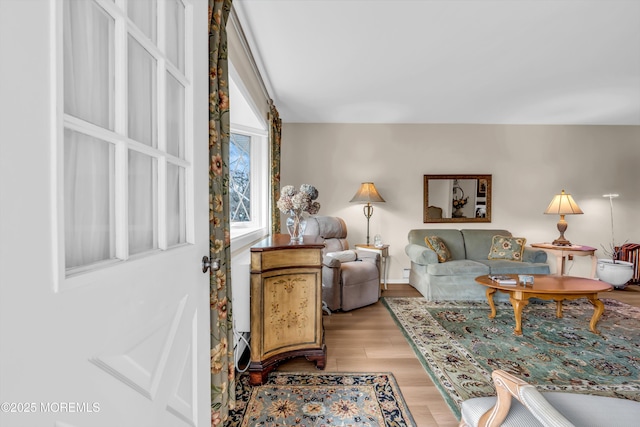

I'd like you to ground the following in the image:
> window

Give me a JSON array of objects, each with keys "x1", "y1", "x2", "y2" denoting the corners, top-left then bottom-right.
[
  {"x1": 229, "y1": 73, "x2": 268, "y2": 249},
  {"x1": 63, "y1": 0, "x2": 192, "y2": 273},
  {"x1": 229, "y1": 133, "x2": 251, "y2": 222}
]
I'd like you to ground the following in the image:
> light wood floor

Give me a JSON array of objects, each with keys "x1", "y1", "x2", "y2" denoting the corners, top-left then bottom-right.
[{"x1": 276, "y1": 283, "x2": 640, "y2": 427}]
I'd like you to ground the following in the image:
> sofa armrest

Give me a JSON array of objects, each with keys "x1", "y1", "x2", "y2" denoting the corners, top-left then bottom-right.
[
  {"x1": 405, "y1": 243, "x2": 438, "y2": 265},
  {"x1": 523, "y1": 247, "x2": 547, "y2": 263}
]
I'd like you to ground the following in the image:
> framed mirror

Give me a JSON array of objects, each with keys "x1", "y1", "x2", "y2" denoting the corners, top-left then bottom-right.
[{"x1": 423, "y1": 174, "x2": 492, "y2": 223}]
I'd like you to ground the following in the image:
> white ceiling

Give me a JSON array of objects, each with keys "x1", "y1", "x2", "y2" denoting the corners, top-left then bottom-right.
[{"x1": 233, "y1": 0, "x2": 640, "y2": 125}]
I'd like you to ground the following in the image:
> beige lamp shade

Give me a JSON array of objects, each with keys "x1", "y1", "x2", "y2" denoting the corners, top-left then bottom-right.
[
  {"x1": 544, "y1": 189, "x2": 583, "y2": 246},
  {"x1": 544, "y1": 190, "x2": 584, "y2": 215},
  {"x1": 350, "y1": 182, "x2": 386, "y2": 204},
  {"x1": 350, "y1": 182, "x2": 385, "y2": 245}
]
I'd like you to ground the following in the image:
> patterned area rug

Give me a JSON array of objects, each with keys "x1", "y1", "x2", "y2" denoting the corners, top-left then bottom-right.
[
  {"x1": 227, "y1": 372, "x2": 416, "y2": 426},
  {"x1": 383, "y1": 297, "x2": 640, "y2": 419}
]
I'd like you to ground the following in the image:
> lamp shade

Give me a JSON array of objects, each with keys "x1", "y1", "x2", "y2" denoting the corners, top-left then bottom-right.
[
  {"x1": 544, "y1": 190, "x2": 583, "y2": 215},
  {"x1": 350, "y1": 182, "x2": 386, "y2": 204}
]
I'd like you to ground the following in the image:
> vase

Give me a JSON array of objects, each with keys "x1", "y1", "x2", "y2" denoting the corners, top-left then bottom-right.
[
  {"x1": 286, "y1": 213, "x2": 307, "y2": 242},
  {"x1": 452, "y1": 207, "x2": 464, "y2": 218},
  {"x1": 596, "y1": 259, "x2": 634, "y2": 289}
]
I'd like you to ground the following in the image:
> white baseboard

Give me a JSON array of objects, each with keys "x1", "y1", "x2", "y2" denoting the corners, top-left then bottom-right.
[{"x1": 386, "y1": 279, "x2": 411, "y2": 284}]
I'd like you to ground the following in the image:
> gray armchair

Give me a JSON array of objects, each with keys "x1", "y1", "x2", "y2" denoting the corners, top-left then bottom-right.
[
  {"x1": 304, "y1": 216, "x2": 381, "y2": 311},
  {"x1": 459, "y1": 369, "x2": 640, "y2": 427}
]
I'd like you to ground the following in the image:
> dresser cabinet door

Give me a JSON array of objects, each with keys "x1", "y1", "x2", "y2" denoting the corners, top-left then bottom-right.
[{"x1": 260, "y1": 268, "x2": 322, "y2": 358}]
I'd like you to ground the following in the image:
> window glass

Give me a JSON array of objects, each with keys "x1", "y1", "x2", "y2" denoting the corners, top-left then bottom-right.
[
  {"x1": 167, "y1": 163, "x2": 186, "y2": 246},
  {"x1": 128, "y1": 150, "x2": 158, "y2": 255},
  {"x1": 166, "y1": 72, "x2": 185, "y2": 158},
  {"x1": 165, "y1": 0, "x2": 185, "y2": 72},
  {"x1": 64, "y1": 129, "x2": 115, "y2": 268},
  {"x1": 128, "y1": 0, "x2": 157, "y2": 43},
  {"x1": 229, "y1": 133, "x2": 251, "y2": 222},
  {"x1": 128, "y1": 36, "x2": 158, "y2": 147},
  {"x1": 63, "y1": 0, "x2": 114, "y2": 129}
]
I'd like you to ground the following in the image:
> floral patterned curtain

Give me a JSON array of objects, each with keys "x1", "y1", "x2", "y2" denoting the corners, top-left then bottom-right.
[
  {"x1": 208, "y1": 0, "x2": 234, "y2": 425},
  {"x1": 269, "y1": 100, "x2": 282, "y2": 234}
]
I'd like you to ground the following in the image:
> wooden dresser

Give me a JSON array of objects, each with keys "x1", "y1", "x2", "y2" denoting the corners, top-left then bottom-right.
[{"x1": 249, "y1": 234, "x2": 326, "y2": 385}]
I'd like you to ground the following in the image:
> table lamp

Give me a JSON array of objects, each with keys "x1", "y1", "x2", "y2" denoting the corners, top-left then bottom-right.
[
  {"x1": 544, "y1": 189, "x2": 583, "y2": 246},
  {"x1": 350, "y1": 182, "x2": 385, "y2": 245}
]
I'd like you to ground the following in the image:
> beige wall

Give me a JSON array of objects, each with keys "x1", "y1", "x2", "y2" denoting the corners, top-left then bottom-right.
[{"x1": 281, "y1": 123, "x2": 640, "y2": 281}]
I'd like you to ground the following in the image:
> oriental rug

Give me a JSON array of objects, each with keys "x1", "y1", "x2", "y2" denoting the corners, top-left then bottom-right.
[
  {"x1": 383, "y1": 297, "x2": 640, "y2": 419},
  {"x1": 227, "y1": 372, "x2": 416, "y2": 427}
]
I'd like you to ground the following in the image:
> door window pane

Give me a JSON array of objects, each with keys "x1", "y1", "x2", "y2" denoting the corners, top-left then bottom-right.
[
  {"x1": 166, "y1": 72, "x2": 185, "y2": 158},
  {"x1": 129, "y1": 150, "x2": 158, "y2": 255},
  {"x1": 63, "y1": 0, "x2": 193, "y2": 271},
  {"x1": 165, "y1": 0, "x2": 185, "y2": 72},
  {"x1": 128, "y1": 36, "x2": 157, "y2": 147},
  {"x1": 167, "y1": 163, "x2": 186, "y2": 246},
  {"x1": 63, "y1": 0, "x2": 114, "y2": 130},
  {"x1": 128, "y1": 0, "x2": 157, "y2": 43},
  {"x1": 64, "y1": 129, "x2": 115, "y2": 268}
]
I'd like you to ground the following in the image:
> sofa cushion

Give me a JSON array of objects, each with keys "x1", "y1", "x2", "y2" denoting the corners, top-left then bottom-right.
[
  {"x1": 427, "y1": 259, "x2": 489, "y2": 276},
  {"x1": 425, "y1": 236, "x2": 451, "y2": 262},
  {"x1": 488, "y1": 235, "x2": 526, "y2": 261},
  {"x1": 408, "y1": 229, "x2": 466, "y2": 260},
  {"x1": 476, "y1": 259, "x2": 550, "y2": 275},
  {"x1": 461, "y1": 229, "x2": 511, "y2": 260}
]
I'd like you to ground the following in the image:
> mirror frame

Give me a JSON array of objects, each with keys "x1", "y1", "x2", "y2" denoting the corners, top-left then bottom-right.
[{"x1": 423, "y1": 174, "x2": 492, "y2": 223}]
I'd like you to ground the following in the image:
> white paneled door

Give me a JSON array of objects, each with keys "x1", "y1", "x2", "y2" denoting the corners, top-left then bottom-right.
[{"x1": 0, "y1": 1, "x2": 210, "y2": 426}]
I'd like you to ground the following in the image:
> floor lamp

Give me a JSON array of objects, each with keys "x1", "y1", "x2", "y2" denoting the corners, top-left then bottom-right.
[{"x1": 350, "y1": 182, "x2": 385, "y2": 245}]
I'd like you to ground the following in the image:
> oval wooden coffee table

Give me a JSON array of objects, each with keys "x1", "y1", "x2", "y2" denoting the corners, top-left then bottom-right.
[{"x1": 475, "y1": 274, "x2": 613, "y2": 335}]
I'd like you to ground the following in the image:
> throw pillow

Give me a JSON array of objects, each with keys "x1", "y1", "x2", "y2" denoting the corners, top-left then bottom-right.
[
  {"x1": 424, "y1": 236, "x2": 451, "y2": 263},
  {"x1": 326, "y1": 250, "x2": 357, "y2": 263},
  {"x1": 488, "y1": 235, "x2": 526, "y2": 261}
]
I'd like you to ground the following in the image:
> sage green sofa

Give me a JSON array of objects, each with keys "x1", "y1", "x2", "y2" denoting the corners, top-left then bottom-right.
[{"x1": 405, "y1": 229, "x2": 550, "y2": 301}]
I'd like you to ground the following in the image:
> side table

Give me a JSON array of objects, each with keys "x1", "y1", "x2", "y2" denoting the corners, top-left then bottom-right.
[
  {"x1": 355, "y1": 244, "x2": 389, "y2": 290},
  {"x1": 531, "y1": 243, "x2": 597, "y2": 278}
]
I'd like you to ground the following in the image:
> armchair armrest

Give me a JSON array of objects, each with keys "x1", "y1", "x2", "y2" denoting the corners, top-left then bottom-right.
[
  {"x1": 478, "y1": 370, "x2": 573, "y2": 427},
  {"x1": 354, "y1": 250, "x2": 379, "y2": 262},
  {"x1": 322, "y1": 255, "x2": 341, "y2": 268},
  {"x1": 405, "y1": 243, "x2": 438, "y2": 265}
]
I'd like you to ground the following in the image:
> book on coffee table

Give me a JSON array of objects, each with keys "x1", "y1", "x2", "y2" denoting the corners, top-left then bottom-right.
[{"x1": 488, "y1": 275, "x2": 517, "y2": 285}]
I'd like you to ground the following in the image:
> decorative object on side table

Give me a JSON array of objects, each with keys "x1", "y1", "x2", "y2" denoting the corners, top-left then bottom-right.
[
  {"x1": 544, "y1": 189, "x2": 583, "y2": 246},
  {"x1": 350, "y1": 182, "x2": 385, "y2": 245},
  {"x1": 277, "y1": 184, "x2": 321, "y2": 242},
  {"x1": 596, "y1": 193, "x2": 633, "y2": 288}
]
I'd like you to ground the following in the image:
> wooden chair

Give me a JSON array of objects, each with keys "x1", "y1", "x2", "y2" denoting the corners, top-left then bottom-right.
[
  {"x1": 427, "y1": 205, "x2": 443, "y2": 219},
  {"x1": 459, "y1": 369, "x2": 640, "y2": 427}
]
